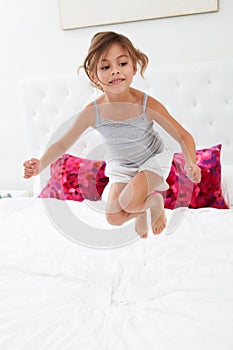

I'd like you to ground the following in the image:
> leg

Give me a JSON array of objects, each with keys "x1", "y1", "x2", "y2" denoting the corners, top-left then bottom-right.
[
  {"x1": 105, "y1": 182, "x2": 148, "y2": 238},
  {"x1": 118, "y1": 170, "x2": 166, "y2": 235},
  {"x1": 134, "y1": 210, "x2": 148, "y2": 239},
  {"x1": 105, "y1": 182, "x2": 137, "y2": 225},
  {"x1": 150, "y1": 195, "x2": 167, "y2": 235}
]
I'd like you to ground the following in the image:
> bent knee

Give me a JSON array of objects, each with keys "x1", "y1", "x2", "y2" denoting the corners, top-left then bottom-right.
[
  {"x1": 106, "y1": 212, "x2": 125, "y2": 226},
  {"x1": 118, "y1": 195, "x2": 141, "y2": 213}
]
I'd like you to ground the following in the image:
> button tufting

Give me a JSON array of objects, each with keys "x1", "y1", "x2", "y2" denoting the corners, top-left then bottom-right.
[{"x1": 22, "y1": 63, "x2": 233, "y2": 167}]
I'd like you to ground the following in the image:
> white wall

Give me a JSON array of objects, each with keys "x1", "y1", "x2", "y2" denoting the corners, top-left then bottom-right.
[{"x1": 0, "y1": 0, "x2": 232, "y2": 193}]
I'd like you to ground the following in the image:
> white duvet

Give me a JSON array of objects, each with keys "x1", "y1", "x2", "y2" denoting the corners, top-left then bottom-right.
[{"x1": 0, "y1": 198, "x2": 233, "y2": 350}]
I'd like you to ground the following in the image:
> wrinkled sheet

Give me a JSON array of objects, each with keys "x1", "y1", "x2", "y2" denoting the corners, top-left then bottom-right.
[{"x1": 0, "y1": 198, "x2": 233, "y2": 350}]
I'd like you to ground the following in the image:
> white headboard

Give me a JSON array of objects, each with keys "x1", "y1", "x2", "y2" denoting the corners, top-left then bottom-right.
[{"x1": 22, "y1": 60, "x2": 233, "y2": 166}]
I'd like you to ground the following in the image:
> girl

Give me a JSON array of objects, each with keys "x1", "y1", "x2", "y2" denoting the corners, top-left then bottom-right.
[{"x1": 23, "y1": 31, "x2": 201, "y2": 239}]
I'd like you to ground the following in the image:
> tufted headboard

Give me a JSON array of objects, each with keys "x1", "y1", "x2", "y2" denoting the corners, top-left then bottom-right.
[{"x1": 22, "y1": 60, "x2": 233, "y2": 167}]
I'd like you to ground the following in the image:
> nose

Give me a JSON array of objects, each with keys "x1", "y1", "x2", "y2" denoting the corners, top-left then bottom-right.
[{"x1": 111, "y1": 65, "x2": 120, "y2": 75}]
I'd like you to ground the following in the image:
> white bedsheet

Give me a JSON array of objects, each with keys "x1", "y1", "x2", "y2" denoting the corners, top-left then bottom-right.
[{"x1": 0, "y1": 198, "x2": 233, "y2": 349}]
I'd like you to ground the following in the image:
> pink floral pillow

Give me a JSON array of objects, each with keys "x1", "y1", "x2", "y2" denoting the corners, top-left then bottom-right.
[
  {"x1": 158, "y1": 144, "x2": 229, "y2": 209},
  {"x1": 39, "y1": 145, "x2": 228, "y2": 209},
  {"x1": 38, "y1": 154, "x2": 109, "y2": 202}
]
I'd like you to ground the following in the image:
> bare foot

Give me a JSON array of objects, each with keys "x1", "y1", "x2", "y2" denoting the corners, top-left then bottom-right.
[
  {"x1": 150, "y1": 194, "x2": 167, "y2": 235},
  {"x1": 151, "y1": 208, "x2": 167, "y2": 235},
  {"x1": 135, "y1": 211, "x2": 148, "y2": 239}
]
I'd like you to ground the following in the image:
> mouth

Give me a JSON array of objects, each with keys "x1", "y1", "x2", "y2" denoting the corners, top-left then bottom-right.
[{"x1": 109, "y1": 78, "x2": 125, "y2": 85}]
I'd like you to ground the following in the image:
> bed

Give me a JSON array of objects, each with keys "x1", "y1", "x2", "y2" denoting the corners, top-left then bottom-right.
[{"x1": 0, "y1": 60, "x2": 233, "y2": 349}]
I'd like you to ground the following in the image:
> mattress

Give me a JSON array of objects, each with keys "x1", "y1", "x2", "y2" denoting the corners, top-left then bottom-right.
[{"x1": 0, "y1": 197, "x2": 233, "y2": 349}]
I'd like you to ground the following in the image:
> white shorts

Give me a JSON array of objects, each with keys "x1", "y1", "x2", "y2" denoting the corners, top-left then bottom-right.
[{"x1": 105, "y1": 149, "x2": 173, "y2": 191}]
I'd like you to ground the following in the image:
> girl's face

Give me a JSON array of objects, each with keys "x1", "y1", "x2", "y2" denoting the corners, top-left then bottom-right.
[{"x1": 93, "y1": 43, "x2": 136, "y2": 94}]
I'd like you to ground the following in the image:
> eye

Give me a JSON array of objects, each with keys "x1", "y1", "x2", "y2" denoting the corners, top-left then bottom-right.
[
  {"x1": 119, "y1": 62, "x2": 127, "y2": 67},
  {"x1": 100, "y1": 65, "x2": 110, "y2": 70}
]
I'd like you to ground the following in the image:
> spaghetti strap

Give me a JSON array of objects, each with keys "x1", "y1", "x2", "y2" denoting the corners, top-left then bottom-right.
[
  {"x1": 93, "y1": 100, "x2": 100, "y2": 126},
  {"x1": 142, "y1": 93, "x2": 148, "y2": 111},
  {"x1": 142, "y1": 93, "x2": 148, "y2": 120}
]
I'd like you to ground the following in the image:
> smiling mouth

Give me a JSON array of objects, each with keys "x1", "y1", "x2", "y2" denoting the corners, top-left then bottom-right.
[{"x1": 109, "y1": 79, "x2": 125, "y2": 85}]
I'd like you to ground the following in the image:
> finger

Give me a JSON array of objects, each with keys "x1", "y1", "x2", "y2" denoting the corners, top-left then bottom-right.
[
  {"x1": 25, "y1": 169, "x2": 34, "y2": 176},
  {"x1": 23, "y1": 161, "x2": 31, "y2": 168},
  {"x1": 30, "y1": 158, "x2": 38, "y2": 164},
  {"x1": 26, "y1": 166, "x2": 34, "y2": 172},
  {"x1": 24, "y1": 164, "x2": 33, "y2": 170},
  {"x1": 24, "y1": 171, "x2": 34, "y2": 178},
  {"x1": 193, "y1": 176, "x2": 201, "y2": 183}
]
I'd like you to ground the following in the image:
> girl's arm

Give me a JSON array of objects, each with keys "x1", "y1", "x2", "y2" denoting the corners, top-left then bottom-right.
[
  {"x1": 147, "y1": 96, "x2": 201, "y2": 183},
  {"x1": 23, "y1": 106, "x2": 95, "y2": 178}
]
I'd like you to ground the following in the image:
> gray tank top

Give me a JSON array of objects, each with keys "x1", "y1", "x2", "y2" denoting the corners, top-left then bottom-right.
[{"x1": 93, "y1": 93, "x2": 164, "y2": 167}]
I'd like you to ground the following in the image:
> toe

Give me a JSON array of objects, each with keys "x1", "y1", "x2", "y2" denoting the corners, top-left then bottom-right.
[{"x1": 141, "y1": 232, "x2": 148, "y2": 239}]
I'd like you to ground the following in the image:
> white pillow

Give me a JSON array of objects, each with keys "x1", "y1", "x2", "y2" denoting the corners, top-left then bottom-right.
[{"x1": 222, "y1": 165, "x2": 233, "y2": 207}]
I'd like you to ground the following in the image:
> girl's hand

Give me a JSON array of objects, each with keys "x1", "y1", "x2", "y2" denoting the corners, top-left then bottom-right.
[
  {"x1": 23, "y1": 158, "x2": 40, "y2": 179},
  {"x1": 184, "y1": 163, "x2": 201, "y2": 183}
]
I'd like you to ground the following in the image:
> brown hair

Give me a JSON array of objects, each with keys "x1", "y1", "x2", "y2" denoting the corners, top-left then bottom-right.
[{"x1": 79, "y1": 31, "x2": 149, "y2": 90}]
